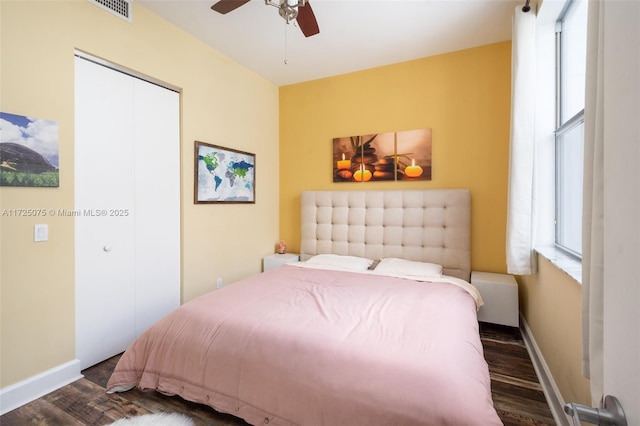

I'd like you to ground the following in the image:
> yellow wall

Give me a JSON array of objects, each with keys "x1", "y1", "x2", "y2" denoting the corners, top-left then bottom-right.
[
  {"x1": 0, "y1": 1, "x2": 279, "y2": 387},
  {"x1": 519, "y1": 257, "x2": 591, "y2": 406},
  {"x1": 279, "y1": 42, "x2": 511, "y2": 273}
]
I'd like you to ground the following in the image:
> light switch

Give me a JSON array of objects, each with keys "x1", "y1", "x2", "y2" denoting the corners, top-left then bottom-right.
[{"x1": 34, "y1": 224, "x2": 48, "y2": 242}]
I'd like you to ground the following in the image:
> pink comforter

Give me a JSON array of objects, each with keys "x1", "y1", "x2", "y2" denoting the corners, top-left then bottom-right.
[{"x1": 107, "y1": 265, "x2": 501, "y2": 425}]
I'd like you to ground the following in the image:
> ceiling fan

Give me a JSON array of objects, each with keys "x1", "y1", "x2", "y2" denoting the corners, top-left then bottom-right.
[{"x1": 211, "y1": 0, "x2": 320, "y2": 37}]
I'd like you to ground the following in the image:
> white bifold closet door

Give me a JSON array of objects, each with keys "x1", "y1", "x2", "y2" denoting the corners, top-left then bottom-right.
[{"x1": 74, "y1": 56, "x2": 180, "y2": 370}]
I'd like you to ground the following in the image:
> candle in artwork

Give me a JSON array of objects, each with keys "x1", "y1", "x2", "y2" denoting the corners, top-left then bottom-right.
[
  {"x1": 337, "y1": 153, "x2": 351, "y2": 170},
  {"x1": 353, "y1": 164, "x2": 372, "y2": 182},
  {"x1": 405, "y1": 159, "x2": 423, "y2": 178}
]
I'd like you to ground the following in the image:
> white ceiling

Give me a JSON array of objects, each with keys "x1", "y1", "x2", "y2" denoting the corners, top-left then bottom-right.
[{"x1": 138, "y1": 0, "x2": 522, "y2": 86}]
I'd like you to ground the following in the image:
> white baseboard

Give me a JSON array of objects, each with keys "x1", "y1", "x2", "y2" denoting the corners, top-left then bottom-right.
[
  {"x1": 0, "y1": 359, "x2": 83, "y2": 415},
  {"x1": 519, "y1": 314, "x2": 569, "y2": 426}
]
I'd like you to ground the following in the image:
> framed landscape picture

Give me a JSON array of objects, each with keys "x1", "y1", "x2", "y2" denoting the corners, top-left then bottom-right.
[
  {"x1": 0, "y1": 112, "x2": 59, "y2": 187},
  {"x1": 194, "y1": 141, "x2": 255, "y2": 204}
]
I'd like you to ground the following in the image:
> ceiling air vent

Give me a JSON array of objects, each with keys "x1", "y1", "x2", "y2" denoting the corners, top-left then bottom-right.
[{"x1": 88, "y1": 0, "x2": 133, "y2": 22}]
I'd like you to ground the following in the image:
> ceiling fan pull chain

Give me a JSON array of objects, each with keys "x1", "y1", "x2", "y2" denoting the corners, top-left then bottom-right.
[{"x1": 284, "y1": 22, "x2": 289, "y2": 65}]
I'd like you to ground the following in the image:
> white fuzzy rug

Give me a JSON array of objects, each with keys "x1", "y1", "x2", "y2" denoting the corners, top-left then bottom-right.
[{"x1": 108, "y1": 413, "x2": 194, "y2": 426}]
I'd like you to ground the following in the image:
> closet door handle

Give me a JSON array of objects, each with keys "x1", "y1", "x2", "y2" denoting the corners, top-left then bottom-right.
[
  {"x1": 103, "y1": 245, "x2": 112, "y2": 252},
  {"x1": 564, "y1": 395, "x2": 627, "y2": 425}
]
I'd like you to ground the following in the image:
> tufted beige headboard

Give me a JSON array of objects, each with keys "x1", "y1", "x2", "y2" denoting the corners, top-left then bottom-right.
[{"x1": 300, "y1": 189, "x2": 471, "y2": 281}]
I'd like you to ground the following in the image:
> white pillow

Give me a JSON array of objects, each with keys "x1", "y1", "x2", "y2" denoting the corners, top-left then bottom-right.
[
  {"x1": 373, "y1": 258, "x2": 442, "y2": 278},
  {"x1": 305, "y1": 254, "x2": 374, "y2": 271}
]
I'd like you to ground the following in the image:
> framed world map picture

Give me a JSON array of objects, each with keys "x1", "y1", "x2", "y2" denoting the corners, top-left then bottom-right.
[{"x1": 194, "y1": 141, "x2": 255, "y2": 204}]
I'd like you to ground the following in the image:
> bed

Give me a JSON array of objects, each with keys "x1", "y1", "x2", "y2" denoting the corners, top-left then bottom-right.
[{"x1": 107, "y1": 189, "x2": 502, "y2": 425}]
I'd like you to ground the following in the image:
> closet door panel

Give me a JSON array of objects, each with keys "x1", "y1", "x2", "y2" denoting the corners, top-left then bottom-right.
[
  {"x1": 133, "y1": 79, "x2": 181, "y2": 336},
  {"x1": 74, "y1": 57, "x2": 136, "y2": 369}
]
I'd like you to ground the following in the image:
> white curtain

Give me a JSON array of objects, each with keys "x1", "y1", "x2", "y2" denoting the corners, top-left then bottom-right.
[
  {"x1": 582, "y1": 0, "x2": 604, "y2": 407},
  {"x1": 506, "y1": 5, "x2": 537, "y2": 275}
]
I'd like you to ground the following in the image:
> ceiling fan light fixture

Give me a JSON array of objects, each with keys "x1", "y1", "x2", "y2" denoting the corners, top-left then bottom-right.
[
  {"x1": 265, "y1": 0, "x2": 306, "y2": 23},
  {"x1": 279, "y1": 4, "x2": 298, "y2": 23},
  {"x1": 264, "y1": 0, "x2": 305, "y2": 8}
]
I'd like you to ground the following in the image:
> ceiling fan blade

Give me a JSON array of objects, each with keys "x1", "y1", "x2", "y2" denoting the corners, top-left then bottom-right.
[
  {"x1": 296, "y1": 1, "x2": 319, "y2": 37},
  {"x1": 211, "y1": 0, "x2": 250, "y2": 14}
]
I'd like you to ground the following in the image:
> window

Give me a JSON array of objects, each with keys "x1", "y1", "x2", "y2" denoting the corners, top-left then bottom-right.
[{"x1": 555, "y1": 0, "x2": 587, "y2": 258}]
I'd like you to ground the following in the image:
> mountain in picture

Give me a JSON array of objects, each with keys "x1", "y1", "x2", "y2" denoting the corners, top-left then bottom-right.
[{"x1": 0, "y1": 112, "x2": 59, "y2": 187}]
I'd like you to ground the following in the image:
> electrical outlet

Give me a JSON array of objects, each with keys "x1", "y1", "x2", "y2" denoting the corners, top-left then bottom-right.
[{"x1": 216, "y1": 277, "x2": 223, "y2": 289}]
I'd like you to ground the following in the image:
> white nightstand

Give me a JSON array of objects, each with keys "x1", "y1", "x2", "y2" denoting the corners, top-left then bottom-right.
[
  {"x1": 263, "y1": 253, "x2": 299, "y2": 272},
  {"x1": 471, "y1": 271, "x2": 519, "y2": 327}
]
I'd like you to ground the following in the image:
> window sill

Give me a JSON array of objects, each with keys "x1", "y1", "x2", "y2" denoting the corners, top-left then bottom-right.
[{"x1": 535, "y1": 246, "x2": 582, "y2": 285}]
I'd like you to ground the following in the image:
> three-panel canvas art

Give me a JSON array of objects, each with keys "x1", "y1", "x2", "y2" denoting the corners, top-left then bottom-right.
[{"x1": 332, "y1": 128, "x2": 432, "y2": 183}]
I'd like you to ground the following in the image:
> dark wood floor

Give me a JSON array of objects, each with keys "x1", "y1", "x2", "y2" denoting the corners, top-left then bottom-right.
[
  {"x1": 479, "y1": 323, "x2": 557, "y2": 425},
  {"x1": 1, "y1": 322, "x2": 556, "y2": 426}
]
